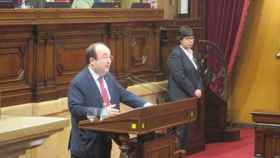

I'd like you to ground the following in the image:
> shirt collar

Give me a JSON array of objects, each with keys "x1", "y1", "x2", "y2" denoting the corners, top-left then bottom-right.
[
  {"x1": 88, "y1": 66, "x2": 100, "y2": 81},
  {"x1": 180, "y1": 45, "x2": 193, "y2": 58}
]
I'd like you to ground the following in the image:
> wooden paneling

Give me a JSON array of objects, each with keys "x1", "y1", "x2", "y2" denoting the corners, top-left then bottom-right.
[
  {"x1": 0, "y1": 26, "x2": 34, "y2": 105},
  {"x1": 34, "y1": 24, "x2": 108, "y2": 100},
  {"x1": 252, "y1": 112, "x2": 280, "y2": 158},
  {"x1": 186, "y1": 101, "x2": 205, "y2": 154},
  {"x1": 109, "y1": 22, "x2": 161, "y2": 82},
  {"x1": 142, "y1": 136, "x2": 176, "y2": 158},
  {"x1": 204, "y1": 87, "x2": 227, "y2": 142},
  {"x1": 0, "y1": 9, "x2": 163, "y2": 106},
  {"x1": 123, "y1": 23, "x2": 160, "y2": 75}
]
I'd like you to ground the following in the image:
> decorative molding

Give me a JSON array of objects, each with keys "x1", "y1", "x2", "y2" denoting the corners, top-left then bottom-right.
[{"x1": 0, "y1": 9, "x2": 163, "y2": 26}]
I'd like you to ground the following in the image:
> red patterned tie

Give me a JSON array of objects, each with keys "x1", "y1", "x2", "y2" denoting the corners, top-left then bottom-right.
[{"x1": 98, "y1": 77, "x2": 110, "y2": 107}]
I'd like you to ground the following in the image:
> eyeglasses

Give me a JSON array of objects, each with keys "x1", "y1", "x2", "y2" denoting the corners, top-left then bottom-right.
[
  {"x1": 99, "y1": 55, "x2": 114, "y2": 61},
  {"x1": 184, "y1": 37, "x2": 195, "y2": 40}
]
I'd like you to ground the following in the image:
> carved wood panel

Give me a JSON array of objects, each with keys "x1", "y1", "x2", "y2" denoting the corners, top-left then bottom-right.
[
  {"x1": 123, "y1": 23, "x2": 160, "y2": 76},
  {"x1": 0, "y1": 26, "x2": 33, "y2": 106},
  {"x1": 0, "y1": 9, "x2": 164, "y2": 106},
  {"x1": 34, "y1": 24, "x2": 108, "y2": 100},
  {"x1": 142, "y1": 136, "x2": 176, "y2": 158},
  {"x1": 252, "y1": 112, "x2": 280, "y2": 158},
  {"x1": 108, "y1": 23, "x2": 126, "y2": 74},
  {"x1": 109, "y1": 22, "x2": 161, "y2": 84},
  {"x1": 0, "y1": 48, "x2": 23, "y2": 82}
]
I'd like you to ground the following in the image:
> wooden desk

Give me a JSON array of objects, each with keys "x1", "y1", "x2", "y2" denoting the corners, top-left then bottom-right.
[
  {"x1": 0, "y1": 115, "x2": 69, "y2": 158},
  {"x1": 0, "y1": 9, "x2": 163, "y2": 106},
  {"x1": 252, "y1": 112, "x2": 280, "y2": 158}
]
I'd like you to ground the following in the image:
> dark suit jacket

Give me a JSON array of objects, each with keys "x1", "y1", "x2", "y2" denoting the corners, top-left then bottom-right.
[
  {"x1": 68, "y1": 67, "x2": 146, "y2": 157},
  {"x1": 167, "y1": 46, "x2": 203, "y2": 101}
]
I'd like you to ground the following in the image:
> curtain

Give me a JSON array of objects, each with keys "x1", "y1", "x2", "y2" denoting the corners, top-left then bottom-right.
[{"x1": 207, "y1": 0, "x2": 251, "y2": 76}]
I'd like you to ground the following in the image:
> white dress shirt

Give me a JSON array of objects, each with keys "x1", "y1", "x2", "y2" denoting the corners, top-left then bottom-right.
[
  {"x1": 180, "y1": 45, "x2": 198, "y2": 70},
  {"x1": 88, "y1": 67, "x2": 111, "y2": 101},
  {"x1": 88, "y1": 67, "x2": 152, "y2": 108}
]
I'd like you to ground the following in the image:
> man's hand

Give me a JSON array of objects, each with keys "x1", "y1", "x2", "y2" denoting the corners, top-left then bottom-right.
[
  {"x1": 144, "y1": 102, "x2": 153, "y2": 107},
  {"x1": 106, "y1": 106, "x2": 120, "y2": 116},
  {"x1": 100, "y1": 104, "x2": 120, "y2": 120},
  {"x1": 194, "y1": 89, "x2": 202, "y2": 98}
]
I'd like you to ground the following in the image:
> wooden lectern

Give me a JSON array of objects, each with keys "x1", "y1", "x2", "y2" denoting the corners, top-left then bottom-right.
[{"x1": 79, "y1": 98, "x2": 198, "y2": 158}]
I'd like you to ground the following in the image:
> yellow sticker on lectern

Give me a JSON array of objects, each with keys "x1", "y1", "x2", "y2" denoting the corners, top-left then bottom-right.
[
  {"x1": 190, "y1": 112, "x2": 194, "y2": 118},
  {"x1": 131, "y1": 123, "x2": 137, "y2": 129},
  {"x1": 141, "y1": 123, "x2": 145, "y2": 129}
]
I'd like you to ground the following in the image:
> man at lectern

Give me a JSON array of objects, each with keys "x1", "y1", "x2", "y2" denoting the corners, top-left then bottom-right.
[
  {"x1": 68, "y1": 42, "x2": 151, "y2": 158},
  {"x1": 167, "y1": 26, "x2": 203, "y2": 150}
]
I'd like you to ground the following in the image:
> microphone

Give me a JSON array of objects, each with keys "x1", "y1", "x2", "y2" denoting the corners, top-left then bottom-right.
[{"x1": 125, "y1": 74, "x2": 167, "y2": 106}]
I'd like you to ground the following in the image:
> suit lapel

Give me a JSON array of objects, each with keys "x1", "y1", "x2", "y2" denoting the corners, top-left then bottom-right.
[
  {"x1": 178, "y1": 47, "x2": 202, "y2": 85},
  {"x1": 85, "y1": 68, "x2": 103, "y2": 108},
  {"x1": 179, "y1": 47, "x2": 200, "y2": 73},
  {"x1": 178, "y1": 47, "x2": 196, "y2": 71}
]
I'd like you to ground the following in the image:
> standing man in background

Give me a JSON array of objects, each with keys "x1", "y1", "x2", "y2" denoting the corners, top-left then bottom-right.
[
  {"x1": 68, "y1": 42, "x2": 151, "y2": 158},
  {"x1": 167, "y1": 26, "x2": 203, "y2": 150}
]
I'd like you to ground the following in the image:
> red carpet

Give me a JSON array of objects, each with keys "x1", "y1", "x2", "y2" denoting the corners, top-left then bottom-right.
[{"x1": 188, "y1": 128, "x2": 254, "y2": 158}]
